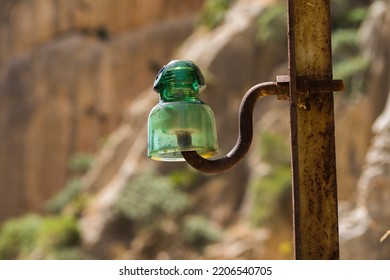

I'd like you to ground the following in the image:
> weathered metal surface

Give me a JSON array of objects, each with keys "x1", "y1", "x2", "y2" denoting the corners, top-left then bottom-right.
[{"x1": 288, "y1": 0, "x2": 340, "y2": 259}]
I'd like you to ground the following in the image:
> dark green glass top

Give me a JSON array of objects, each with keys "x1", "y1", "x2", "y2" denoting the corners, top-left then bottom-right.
[{"x1": 153, "y1": 60, "x2": 206, "y2": 102}]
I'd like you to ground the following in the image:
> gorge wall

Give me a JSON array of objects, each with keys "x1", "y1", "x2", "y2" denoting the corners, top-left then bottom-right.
[{"x1": 0, "y1": 0, "x2": 205, "y2": 222}]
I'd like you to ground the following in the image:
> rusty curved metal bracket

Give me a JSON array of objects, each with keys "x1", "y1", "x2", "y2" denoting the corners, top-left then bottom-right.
[
  {"x1": 179, "y1": 77, "x2": 343, "y2": 174},
  {"x1": 179, "y1": 82, "x2": 286, "y2": 174}
]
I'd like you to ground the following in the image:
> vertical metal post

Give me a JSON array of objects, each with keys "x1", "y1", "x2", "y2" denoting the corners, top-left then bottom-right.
[{"x1": 288, "y1": 0, "x2": 340, "y2": 259}]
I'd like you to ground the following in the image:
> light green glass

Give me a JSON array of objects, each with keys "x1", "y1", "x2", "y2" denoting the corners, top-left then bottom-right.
[{"x1": 148, "y1": 60, "x2": 218, "y2": 161}]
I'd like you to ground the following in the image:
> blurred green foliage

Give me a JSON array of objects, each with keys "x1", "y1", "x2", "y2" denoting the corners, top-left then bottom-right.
[
  {"x1": 250, "y1": 166, "x2": 291, "y2": 226},
  {"x1": 45, "y1": 247, "x2": 92, "y2": 260},
  {"x1": 0, "y1": 214, "x2": 81, "y2": 259},
  {"x1": 198, "y1": 0, "x2": 233, "y2": 29},
  {"x1": 0, "y1": 0, "x2": 374, "y2": 260},
  {"x1": 116, "y1": 174, "x2": 190, "y2": 224},
  {"x1": 0, "y1": 152, "x2": 95, "y2": 260},
  {"x1": 0, "y1": 215, "x2": 41, "y2": 259},
  {"x1": 331, "y1": 0, "x2": 368, "y2": 29},
  {"x1": 183, "y1": 215, "x2": 221, "y2": 248},
  {"x1": 256, "y1": 0, "x2": 370, "y2": 96},
  {"x1": 46, "y1": 178, "x2": 83, "y2": 213},
  {"x1": 250, "y1": 132, "x2": 291, "y2": 226},
  {"x1": 256, "y1": 3, "x2": 286, "y2": 44},
  {"x1": 116, "y1": 172, "x2": 222, "y2": 252},
  {"x1": 169, "y1": 169, "x2": 199, "y2": 190},
  {"x1": 36, "y1": 215, "x2": 80, "y2": 252},
  {"x1": 332, "y1": 5, "x2": 370, "y2": 96},
  {"x1": 258, "y1": 131, "x2": 291, "y2": 167},
  {"x1": 68, "y1": 153, "x2": 95, "y2": 174},
  {"x1": 46, "y1": 153, "x2": 93, "y2": 214}
]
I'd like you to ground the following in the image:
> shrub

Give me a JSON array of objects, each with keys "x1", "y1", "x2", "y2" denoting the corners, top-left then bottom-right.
[
  {"x1": 183, "y1": 215, "x2": 221, "y2": 248},
  {"x1": 46, "y1": 248, "x2": 92, "y2": 260},
  {"x1": 251, "y1": 132, "x2": 292, "y2": 226},
  {"x1": 46, "y1": 178, "x2": 83, "y2": 213},
  {"x1": 256, "y1": 3, "x2": 286, "y2": 44},
  {"x1": 68, "y1": 153, "x2": 95, "y2": 174},
  {"x1": 0, "y1": 215, "x2": 42, "y2": 259},
  {"x1": 116, "y1": 174, "x2": 190, "y2": 224},
  {"x1": 36, "y1": 215, "x2": 80, "y2": 252},
  {"x1": 258, "y1": 131, "x2": 290, "y2": 167},
  {"x1": 198, "y1": 0, "x2": 233, "y2": 29},
  {"x1": 250, "y1": 166, "x2": 291, "y2": 226},
  {"x1": 0, "y1": 214, "x2": 81, "y2": 259},
  {"x1": 332, "y1": 5, "x2": 370, "y2": 96}
]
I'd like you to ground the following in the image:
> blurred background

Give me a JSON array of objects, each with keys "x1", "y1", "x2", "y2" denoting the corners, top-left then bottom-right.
[{"x1": 0, "y1": 0, "x2": 389, "y2": 260}]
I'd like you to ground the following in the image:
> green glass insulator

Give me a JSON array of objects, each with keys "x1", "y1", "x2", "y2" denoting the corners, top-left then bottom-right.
[{"x1": 148, "y1": 60, "x2": 219, "y2": 161}]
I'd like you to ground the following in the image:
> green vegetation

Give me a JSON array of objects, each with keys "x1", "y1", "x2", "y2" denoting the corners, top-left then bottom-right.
[
  {"x1": 169, "y1": 169, "x2": 199, "y2": 191},
  {"x1": 256, "y1": 3, "x2": 286, "y2": 44},
  {"x1": 256, "y1": 0, "x2": 370, "y2": 96},
  {"x1": 46, "y1": 153, "x2": 94, "y2": 214},
  {"x1": 250, "y1": 166, "x2": 291, "y2": 226},
  {"x1": 332, "y1": 1, "x2": 368, "y2": 30},
  {"x1": 330, "y1": 0, "x2": 370, "y2": 95},
  {"x1": 183, "y1": 215, "x2": 221, "y2": 248},
  {"x1": 68, "y1": 153, "x2": 95, "y2": 174},
  {"x1": 45, "y1": 247, "x2": 91, "y2": 260},
  {"x1": 258, "y1": 131, "x2": 291, "y2": 167},
  {"x1": 332, "y1": 6, "x2": 370, "y2": 96},
  {"x1": 0, "y1": 215, "x2": 41, "y2": 259},
  {"x1": 46, "y1": 178, "x2": 83, "y2": 213},
  {"x1": 250, "y1": 132, "x2": 291, "y2": 226},
  {"x1": 1, "y1": 0, "x2": 375, "y2": 261},
  {"x1": 0, "y1": 214, "x2": 81, "y2": 259},
  {"x1": 36, "y1": 215, "x2": 80, "y2": 252},
  {"x1": 0, "y1": 151, "x2": 96, "y2": 260},
  {"x1": 116, "y1": 174, "x2": 190, "y2": 224},
  {"x1": 116, "y1": 171, "x2": 222, "y2": 251},
  {"x1": 198, "y1": 0, "x2": 233, "y2": 29}
]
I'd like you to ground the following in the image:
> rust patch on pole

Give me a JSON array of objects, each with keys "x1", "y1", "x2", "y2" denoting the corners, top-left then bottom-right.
[{"x1": 288, "y1": 0, "x2": 340, "y2": 259}]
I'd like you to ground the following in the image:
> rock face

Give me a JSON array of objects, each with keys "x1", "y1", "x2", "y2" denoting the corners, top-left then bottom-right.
[
  {"x1": 79, "y1": 0, "x2": 284, "y2": 256},
  {"x1": 78, "y1": 0, "x2": 390, "y2": 259},
  {"x1": 340, "y1": 91, "x2": 390, "y2": 259},
  {"x1": 335, "y1": 0, "x2": 390, "y2": 200},
  {"x1": 0, "y1": 0, "x2": 206, "y2": 64},
  {"x1": 339, "y1": 0, "x2": 390, "y2": 259},
  {"x1": 2, "y1": 0, "x2": 390, "y2": 260},
  {"x1": 0, "y1": 0, "x2": 205, "y2": 223}
]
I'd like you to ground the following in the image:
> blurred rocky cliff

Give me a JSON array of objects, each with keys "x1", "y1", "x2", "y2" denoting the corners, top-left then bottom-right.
[
  {"x1": 338, "y1": 0, "x2": 390, "y2": 259},
  {"x1": 0, "y1": 0, "x2": 390, "y2": 260},
  {"x1": 0, "y1": 0, "x2": 205, "y2": 222}
]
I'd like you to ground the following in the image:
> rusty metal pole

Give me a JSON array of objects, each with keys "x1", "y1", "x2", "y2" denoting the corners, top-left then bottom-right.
[{"x1": 288, "y1": 0, "x2": 340, "y2": 259}]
